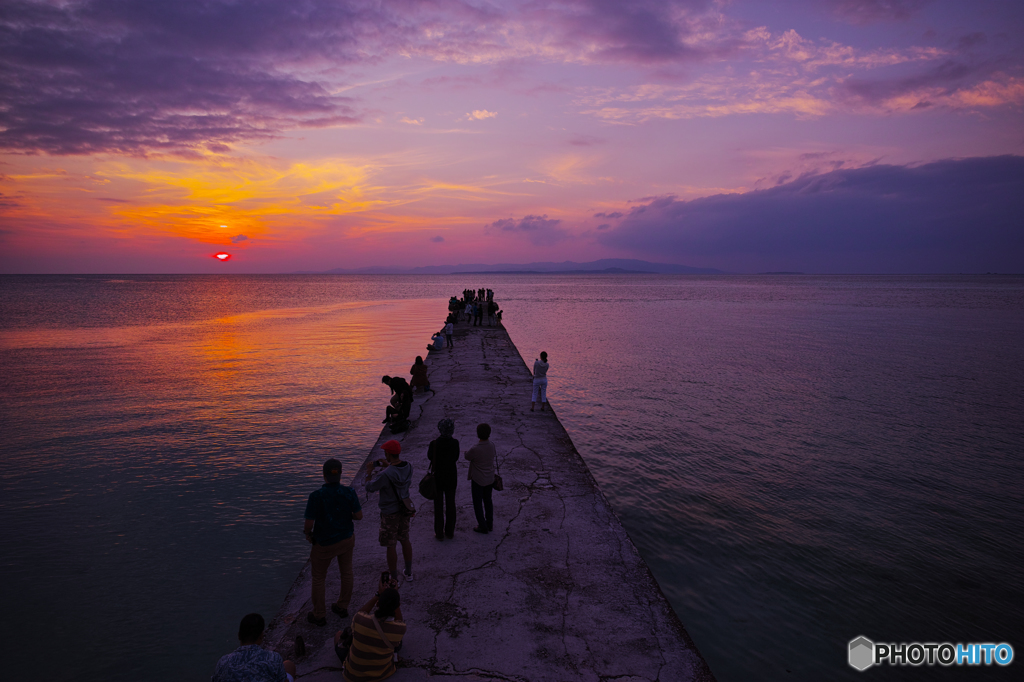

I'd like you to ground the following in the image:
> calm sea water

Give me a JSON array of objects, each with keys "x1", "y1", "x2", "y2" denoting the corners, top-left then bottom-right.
[{"x1": 2, "y1": 274, "x2": 1022, "y2": 681}]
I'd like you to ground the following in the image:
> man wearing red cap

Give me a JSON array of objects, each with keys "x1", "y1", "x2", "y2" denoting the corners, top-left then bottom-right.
[{"x1": 365, "y1": 440, "x2": 415, "y2": 581}]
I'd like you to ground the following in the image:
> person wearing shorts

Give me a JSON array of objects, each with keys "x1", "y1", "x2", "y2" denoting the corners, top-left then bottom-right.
[{"x1": 365, "y1": 439, "x2": 415, "y2": 581}]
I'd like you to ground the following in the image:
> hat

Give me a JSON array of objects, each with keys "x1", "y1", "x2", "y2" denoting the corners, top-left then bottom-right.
[
  {"x1": 381, "y1": 440, "x2": 401, "y2": 455},
  {"x1": 323, "y1": 458, "x2": 342, "y2": 481}
]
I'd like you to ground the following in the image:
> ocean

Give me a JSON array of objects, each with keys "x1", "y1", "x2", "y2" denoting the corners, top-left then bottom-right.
[{"x1": 1, "y1": 274, "x2": 1022, "y2": 681}]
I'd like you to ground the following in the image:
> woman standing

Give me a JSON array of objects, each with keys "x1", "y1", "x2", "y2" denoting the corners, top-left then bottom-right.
[
  {"x1": 464, "y1": 423, "x2": 496, "y2": 533},
  {"x1": 427, "y1": 418, "x2": 460, "y2": 539},
  {"x1": 531, "y1": 351, "x2": 549, "y2": 412}
]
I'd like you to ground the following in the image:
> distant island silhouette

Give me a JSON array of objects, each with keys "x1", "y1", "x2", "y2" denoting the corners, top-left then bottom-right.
[{"x1": 301, "y1": 259, "x2": 724, "y2": 275}]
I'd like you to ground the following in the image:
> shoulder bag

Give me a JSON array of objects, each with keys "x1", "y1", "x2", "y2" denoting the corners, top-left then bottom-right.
[
  {"x1": 386, "y1": 471, "x2": 416, "y2": 516},
  {"x1": 492, "y1": 455, "x2": 503, "y2": 492},
  {"x1": 419, "y1": 453, "x2": 436, "y2": 501}
]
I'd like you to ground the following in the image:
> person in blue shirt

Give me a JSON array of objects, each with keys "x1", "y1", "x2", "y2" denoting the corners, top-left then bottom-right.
[
  {"x1": 212, "y1": 613, "x2": 295, "y2": 682},
  {"x1": 303, "y1": 458, "x2": 363, "y2": 626}
]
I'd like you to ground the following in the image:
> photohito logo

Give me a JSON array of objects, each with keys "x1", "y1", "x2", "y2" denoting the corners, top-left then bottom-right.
[{"x1": 848, "y1": 636, "x2": 1014, "y2": 670}]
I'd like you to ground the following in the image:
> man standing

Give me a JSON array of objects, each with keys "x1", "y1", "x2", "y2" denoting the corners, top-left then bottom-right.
[
  {"x1": 304, "y1": 459, "x2": 363, "y2": 627},
  {"x1": 212, "y1": 613, "x2": 296, "y2": 682},
  {"x1": 365, "y1": 440, "x2": 415, "y2": 581},
  {"x1": 465, "y1": 423, "x2": 496, "y2": 533},
  {"x1": 428, "y1": 418, "x2": 460, "y2": 540},
  {"x1": 444, "y1": 319, "x2": 454, "y2": 350}
]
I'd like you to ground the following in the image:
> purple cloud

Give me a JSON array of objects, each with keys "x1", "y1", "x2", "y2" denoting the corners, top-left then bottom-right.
[
  {"x1": 0, "y1": 0, "x2": 392, "y2": 155},
  {"x1": 958, "y1": 33, "x2": 988, "y2": 50},
  {"x1": 431, "y1": 235, "x2": 445, "y2": 243},
  {"x1": 0, "y1": 192, "x2": 23, "y2": 209},
  {"x1": 598, "y1": 156, "x2": 1024, "y2": 273},
  {"x1": 0, "y1": 1, "x2": 759, "y2": 156},
  {"x1": 839, "y1": 59, "x2": 987, "y2": 106},
  {"x1": 487, "y1": 214, "x2": 568, "y2": 246},
  {"x1": 554, "y1": 0, "x2": 719, "y2": 64},
  {"x1": 832, "y1": 0, "x2": 932, "y2": 25},
  {"x1": 230, "y1": 234, "x2": 248, "y2": 244},
  {"x1": 569, "y1": 135, "x2": 606, "y2": 146}
]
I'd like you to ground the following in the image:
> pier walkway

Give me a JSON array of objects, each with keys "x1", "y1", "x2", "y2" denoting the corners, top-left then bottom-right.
[{"x1": 266, "y1": 317, "x2": 715, "y2": 681}]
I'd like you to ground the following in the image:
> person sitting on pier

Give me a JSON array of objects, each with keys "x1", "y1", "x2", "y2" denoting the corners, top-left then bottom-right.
[
  {"x1": 409, "y1": 356, "x2": 432, "y2": 394},
  {"x1": 335, "y1": 576, "x2": 407, "y2": 682},
  {"x1": 382, "y1": 376, "x2": 412, "y2": 426},
  {"x1": 428, "y1": 330, "x2": 445, "y2": 351},
  {"x1": 212, "y1": 613, "x2": 296, "y2": 682},
  {"x1": 365, "y1": 440, "x2": 415, "y2": 581}
]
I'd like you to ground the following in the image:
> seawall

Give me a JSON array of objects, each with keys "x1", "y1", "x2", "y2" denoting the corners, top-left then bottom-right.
[{"x1": 265, "y1": 314, "x2": 716, "y2": 681}]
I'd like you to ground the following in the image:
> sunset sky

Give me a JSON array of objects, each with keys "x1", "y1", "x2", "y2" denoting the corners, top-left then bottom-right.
[{"x1": 2, "y1": 0, "x2": 1022, "y2": 273}]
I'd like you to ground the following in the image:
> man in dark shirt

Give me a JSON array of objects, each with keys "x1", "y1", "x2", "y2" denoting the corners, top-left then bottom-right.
[
  {"x1": 304, "y1": 458, "x2": 363, "y2": 626},
  {"x1": 428, "y1": 418, "x2": 460, "y2": 539}
]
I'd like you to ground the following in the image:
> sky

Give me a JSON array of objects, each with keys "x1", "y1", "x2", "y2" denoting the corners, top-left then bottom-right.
[{"x1": 1, "y1": 0, "x2": 1022, "y2": 274}]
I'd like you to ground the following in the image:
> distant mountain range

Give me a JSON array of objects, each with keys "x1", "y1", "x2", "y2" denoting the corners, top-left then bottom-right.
[{"x1": 304, "y1": 259, "x2": 723, "y2": 275}]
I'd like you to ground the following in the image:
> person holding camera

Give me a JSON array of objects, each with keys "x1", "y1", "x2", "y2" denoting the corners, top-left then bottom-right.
[
  {"x1": 334, "y1": 574, "x2": 406, "y2": 682},
  {"x1": 365, "y1": 440, "x2": 415, "y2": 581}
]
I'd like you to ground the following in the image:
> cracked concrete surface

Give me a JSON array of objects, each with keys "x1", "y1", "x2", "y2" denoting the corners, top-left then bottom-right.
[{"x1": 265, "y1": 319, "x2": 715, "y2": 681}]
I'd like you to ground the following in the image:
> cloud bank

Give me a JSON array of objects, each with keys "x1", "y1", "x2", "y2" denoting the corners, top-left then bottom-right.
[
  {"x1": 487, "y1": 214, "x2": 568, "y2": 246},
  {"x1": 598, "y1": 155, "x2": 1024, "y2": 273}
]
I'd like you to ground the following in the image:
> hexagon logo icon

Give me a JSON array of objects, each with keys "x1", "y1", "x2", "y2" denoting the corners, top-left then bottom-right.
[{"x1": 849, "y1": 636, "x2": 874, "y2": 671}]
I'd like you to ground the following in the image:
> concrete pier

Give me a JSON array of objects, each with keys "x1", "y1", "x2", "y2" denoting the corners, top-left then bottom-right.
[{"x1": 265, "y1": 316, "x2": 715, "y2": 681}]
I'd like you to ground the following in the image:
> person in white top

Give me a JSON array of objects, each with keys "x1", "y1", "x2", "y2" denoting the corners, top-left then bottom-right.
[
  {"x1": 444, "y1": 320, "x2": 454, "y2": 350},
  {"x1": 531, "y1": 351, "x2": 549, "y2": 412}
]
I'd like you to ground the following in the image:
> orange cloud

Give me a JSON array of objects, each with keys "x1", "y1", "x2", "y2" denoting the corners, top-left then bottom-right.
[{"x1": 93, "y1": 152, "x2": 377, "y2": 243}]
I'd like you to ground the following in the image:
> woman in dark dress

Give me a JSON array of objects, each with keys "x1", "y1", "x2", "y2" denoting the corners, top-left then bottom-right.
[{"x1": 427, "y1": 418, "x2": 460, "y2": 540}]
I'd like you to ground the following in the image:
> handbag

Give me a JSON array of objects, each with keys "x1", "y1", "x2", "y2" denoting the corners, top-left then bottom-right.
[
  {"x1": 419, "y1": 462, "x2": 436, "y2": 501},
  {"x1": 492, "y1": 455, "x2": 503, "y2": 491}
]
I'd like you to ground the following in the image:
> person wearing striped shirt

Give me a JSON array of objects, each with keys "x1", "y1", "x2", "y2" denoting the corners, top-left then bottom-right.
[{"x1": 336, "y1": 576, "x2": 407, "y2": 682}]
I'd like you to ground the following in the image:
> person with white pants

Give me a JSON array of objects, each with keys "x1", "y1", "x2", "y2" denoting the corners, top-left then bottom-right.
[{"x1": 531, "y1": 351, "x2": 549, "y2": 412}]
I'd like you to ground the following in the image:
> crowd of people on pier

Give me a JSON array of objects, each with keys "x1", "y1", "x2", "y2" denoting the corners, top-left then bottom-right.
[
  {"x1": 213, "y1": 289, "x2": 551, "y2": 682},
  {"x1": 448, "y1": 288, "x2": 501, "y2": 328}
]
